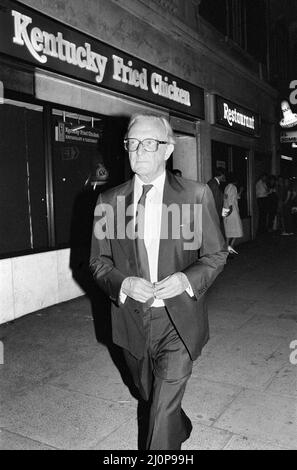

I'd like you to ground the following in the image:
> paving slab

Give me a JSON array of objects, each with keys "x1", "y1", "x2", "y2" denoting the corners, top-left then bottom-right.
[
  {"x1": 48, "y1": 355, "x2": 137, "y2": 405},
  {"x1": 91, "y1": 418, "x2": 138, "y2": 450},
  {"x1": 245, "y1": 301, "x2": 297, "y2": 318},
  {"x1": 0, "y1": 338, "x2": 100, "y2": 403},
  {"x1": 265, "y1": 346, "x2": 297, "y2": 398},
  {"x1": 0, "y1": 384, "x2": 134, "y2": 450},
  {"x1": 208, "y1": 309, "x2": 255, "y2": 333},
  {"x1": 93, "y1": 416, "x2": 234, "y2": 451},
  {"x1": 192, "y1": 332, "x2": 288, "y2": 390},
  {"x1": 215, "y1": 389, "x2": 297, "y2": 449},
  {"x1": 183, "y1": 377, "x2": 242, "y2": 426},
  {"x1": 238, "y1": 314, "x2": 297, "y2": 338},
  {"x1": 207, "y1": 296, "x2": 255, "y2": 314},
  {"x1": 182, "y1": 423, "x2": 233, "y2": 450},
  {"x1": 0, "y1": 429, "x2": 56, "y2": 450},
  {"x1": 223, "y1": 434, "x2": 291, "y2": 450},
  {"x1": 267, "y1": 288, "x2": 297, "y2": 307},
  {"x1": 0, "y1": 308, "x2": 97, "y2": 347},
  {"x1": 209, "y1": 286, "x2": 275, "y2": 304}
]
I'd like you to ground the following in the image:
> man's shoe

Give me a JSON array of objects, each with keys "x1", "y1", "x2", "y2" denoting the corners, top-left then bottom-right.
[
  {"x1": 181, "y1": 410, "x2": 192, "y2": 442},
  {"x1": 184, "y1": 414, "x2": 193, "y2": 439}
]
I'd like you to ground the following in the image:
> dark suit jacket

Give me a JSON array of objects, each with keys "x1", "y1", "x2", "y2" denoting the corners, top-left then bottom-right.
[
  {"x1": 207, "y1": 178, "x2": 224, "y2": 219},
  {"x1": 90, "y1": 171, "x2": 228, "y2": 361}
]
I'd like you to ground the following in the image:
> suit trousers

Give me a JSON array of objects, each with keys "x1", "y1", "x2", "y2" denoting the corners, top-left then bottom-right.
[{"x1": 123, "y1": 306, "x2": 193, "y2": 450}]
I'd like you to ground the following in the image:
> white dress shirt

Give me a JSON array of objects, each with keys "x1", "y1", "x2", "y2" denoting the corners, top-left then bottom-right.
[
  {"x1": 120, "y1": 171, "x2": 193, "y2": 306},
  {"x1": 256, "y1": 180, "x2": 268, "y2": 198},
  {"x1": 134, "y1": 172, "x2": 165, "y2": 306}
]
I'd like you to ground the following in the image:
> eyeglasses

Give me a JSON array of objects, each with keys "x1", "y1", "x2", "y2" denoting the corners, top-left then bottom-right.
[{"x1": 124, "y1": 138, "x2": 168, "y2": 152}]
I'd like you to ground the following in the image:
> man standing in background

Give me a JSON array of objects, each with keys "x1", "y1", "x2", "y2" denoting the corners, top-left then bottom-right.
[
  {"x1": 256, "y1": 173, "x2": 269, "y2": 234},
  {"x1": 207, "y1": 168, "x2": 227, "y2": 233}
]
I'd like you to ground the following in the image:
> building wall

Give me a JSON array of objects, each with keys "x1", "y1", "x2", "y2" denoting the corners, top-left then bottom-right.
[
  {"x1": 20, "y1": 0, "x2": 277, "y2": 123},
  {"x1": 0, "y1": 250, "x2": 83, "y2": 323}
]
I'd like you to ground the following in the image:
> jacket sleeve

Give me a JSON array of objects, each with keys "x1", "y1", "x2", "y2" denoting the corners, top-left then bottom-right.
[
  {"x1": 89, "y1": 193, "x2": 125, "y2": 305},
  {"x1": 182, "y1": 184, "x2": 228, "y2": 299}
]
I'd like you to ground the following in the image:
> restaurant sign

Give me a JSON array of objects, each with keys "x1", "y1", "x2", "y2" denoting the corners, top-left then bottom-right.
[
  {"x1": 215, "y1": 96, "x2": 260, "y2": 136},
  {"x1": 280, "y1": 129, "x2": 297, "y2": 143},
  {"x1": 0, "y1": 0, "x2": 204, "y2": 118},
  {"x1": 55, "y1": 122, "x2": 101, "y2": 145}
]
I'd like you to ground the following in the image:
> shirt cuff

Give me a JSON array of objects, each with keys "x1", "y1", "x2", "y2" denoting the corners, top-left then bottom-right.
[
  {"x1": 119, "y1": 287, "x2": 127, "y2": 305},
  {"x1": 181, "y1": 272, "x2": 195, "y2": 298},
  {"x1": 185, "y1": 284, "x2": 195, "y2": 297}
]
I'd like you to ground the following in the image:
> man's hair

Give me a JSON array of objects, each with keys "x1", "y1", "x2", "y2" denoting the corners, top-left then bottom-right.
[
  {"x1": 226, "y1": 172, "x2": 237, "y2": 184},
  {"x1": 214, "y1": 167, "x2": 226, "y2": 177},
  {"x1": 127, "y1": 113, "x2": 176, "y2": 145},
  {"x1": 258, "y1": 172, "x2": 268, "y2": 180}
]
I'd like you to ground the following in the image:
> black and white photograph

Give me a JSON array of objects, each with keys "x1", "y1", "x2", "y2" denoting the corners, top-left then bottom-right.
[{"x1": 0, "y1": 0, "x2": 296, "y2": 455}]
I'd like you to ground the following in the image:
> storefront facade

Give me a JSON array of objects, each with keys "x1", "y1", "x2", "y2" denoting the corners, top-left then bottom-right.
[
  {"x1": 0, "y1": 0, "x2": 278, "y2": 324},
  {"x1": 207, "y1": 95, "x2": 262, "y2": 242}
]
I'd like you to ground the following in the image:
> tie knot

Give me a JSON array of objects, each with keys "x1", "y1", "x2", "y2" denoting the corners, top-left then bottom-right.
[{"x1": 140, "y1": 184, "x2": 153, "y2": 200}]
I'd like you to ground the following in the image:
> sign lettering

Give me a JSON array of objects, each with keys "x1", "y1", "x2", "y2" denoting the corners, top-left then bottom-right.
[
  {"x1": 0, "y1": 2, "x2": 204, "y2": 118},
  {"x1": 223, "y1": 103, "x2": 255, "y2": 130},
  {"x1": 12, "y1": 10, "x2": 108, "y2": 83},
  {"x1": 215, "y1": 96, "x2": 260, "y2": 136}
]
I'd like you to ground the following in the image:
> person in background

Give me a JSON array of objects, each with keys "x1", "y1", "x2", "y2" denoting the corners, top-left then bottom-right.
[
  {"x1": 276, "y1": 176, "x2": 285, "y2": 233},
  {"x1": 223, "y1": 173, "x2": 243, "y2": 254},
  {"x1": 90, "y1": 113, "x2": 227, "y2": 450},
  {"x1": 282, "y1": 178, "x2": 295, "y2": 236},
  {"x1": 256, "y1": 173, "x2": 269, "y2": 234},
  {"x1": 291, "y1": 182, "x2": 297, "y2": 233},
  {"x1": 267, "y1": 175, "x2": 278, "y2": 232},
  {"x1": 207, "y1": 167, "x2": 227, "y2": 234}
]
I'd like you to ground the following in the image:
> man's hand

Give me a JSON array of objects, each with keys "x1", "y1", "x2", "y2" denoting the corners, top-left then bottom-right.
[
  {"x1": 154, "y1": 272, "x2": 189, "y2": 300},
  {"x1": 121, "y1": 277, "x2": 154, "y2": 303}
]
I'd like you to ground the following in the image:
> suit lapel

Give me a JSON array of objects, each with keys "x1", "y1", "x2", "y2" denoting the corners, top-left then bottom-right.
[
  {"x1": 115, "y1": 177, "x2": 139, "y2": 275},
  {"x1": 158, "y1": 172, "x2": 181, "y2": 281}
]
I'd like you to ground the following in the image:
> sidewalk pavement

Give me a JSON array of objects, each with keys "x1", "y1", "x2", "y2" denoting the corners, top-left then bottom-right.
[{"x1": 0, "y1": 233, "x2": 297, "y2": 450}]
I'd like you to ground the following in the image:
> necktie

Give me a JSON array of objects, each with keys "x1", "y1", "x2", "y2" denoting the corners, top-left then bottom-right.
[
  {"x1": 135, "y1": 184, "x2": 153, "y2": 281},
  {"x1": 135, "y1": 185, "x2": 154, "y2": 311}
]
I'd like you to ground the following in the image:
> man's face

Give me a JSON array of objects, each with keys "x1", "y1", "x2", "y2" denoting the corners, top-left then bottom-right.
[
  {"x1": 218, "y1": 174, "x2": 226, "y2": 183},
  {"x1": 127, "y1": 118, "x2": 174, "y2": 182}
]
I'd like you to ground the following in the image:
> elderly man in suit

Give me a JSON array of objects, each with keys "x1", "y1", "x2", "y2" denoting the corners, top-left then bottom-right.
[{"x1": 90, "y1": 114, "x2": 227, "y2": 450}]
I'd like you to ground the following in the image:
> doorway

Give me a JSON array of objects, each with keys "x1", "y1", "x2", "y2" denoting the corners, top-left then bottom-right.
[{"x1": 170, "y1": 116, "x2": 198, "y2": 181}]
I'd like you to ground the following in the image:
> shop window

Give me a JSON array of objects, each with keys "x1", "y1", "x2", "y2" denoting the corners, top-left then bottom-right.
[
  {"x1": 255, "y1": 151, "x2": 271, "y2": 179},
  {"x1": 51, "y1": 110, "x2": 127, "y2": 248},
  {"x1": 0, "y1": 99, "x2": 47, "y2": 257},
  {"x1": 211, "y1": 141, "x2": 229, "y2": 174}
]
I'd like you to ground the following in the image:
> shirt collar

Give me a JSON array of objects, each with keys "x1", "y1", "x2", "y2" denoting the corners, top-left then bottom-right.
[
  {"x1": 214, "y1": 177, "x2": 220, "y2": 185},
  {"x1": 134, "y1": 171, "x2": 166, "y2": 195}
]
